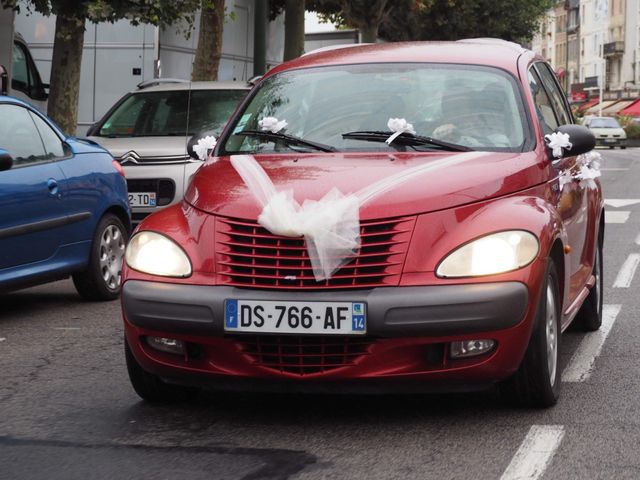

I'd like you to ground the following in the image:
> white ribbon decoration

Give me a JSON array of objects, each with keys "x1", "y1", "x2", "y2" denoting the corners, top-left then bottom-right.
[
  {"x1": 386, "y1": 118, "x2": 416, "y2": 144},
  {"x1": 545, "y1": 132, "x2": 572, "y2": 158},
  {"x1": 576, "y1": 164, "x2": 602, "y2": 189},
  {"x1": 559, "y1": 150, "x2": 602, "y2": 191},
  {"x1": 558, "y1": 170, "x2": 574, "y2": 189},
  {"x1": 259, "y1": 117, "x2": 288, "y2": 133},
  {"x1": 230, "y1": 151, "x2": 488, "y2": 281},
  {"x1": 193, "y1": 135, "x2": 217, "y2": 161}
]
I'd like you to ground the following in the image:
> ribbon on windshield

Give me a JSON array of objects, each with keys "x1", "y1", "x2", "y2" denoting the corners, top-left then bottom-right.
[
  {"x1": 259, "y1": 117, "x2": 288, "y2": 133},
  {"x1": 386, "y1": 118, "x2": 416, "y2": 145},
  {"x1": 231, "y1": 150, "x2": 488, "y2": 281}
]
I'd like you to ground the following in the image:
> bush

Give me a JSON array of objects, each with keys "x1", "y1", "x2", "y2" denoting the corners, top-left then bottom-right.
[{"x1": 624, "y1": 123, "x2": 640, "y2": 139}]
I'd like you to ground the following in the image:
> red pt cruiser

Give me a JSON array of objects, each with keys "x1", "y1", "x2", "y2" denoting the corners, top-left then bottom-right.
[{"x1": 122, "y1": 40, "x2": 602, "y2": 407}]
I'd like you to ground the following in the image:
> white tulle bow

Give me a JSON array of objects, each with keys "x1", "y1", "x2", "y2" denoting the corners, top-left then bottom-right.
[
  {"x1": 193, "y1": 135, "x2": 217, "y2": 161},
  {"x1": 230, "y1": 151, "x2": 488, "y2": 281},
  {"x1": 545, "y1": 132, "x2": 572, "y2": 158},
  {"x1": 386, "y1": 118, "x2": 416, "y2": 144},
  {"x1": 259, "y1": 117, "x2": 288, "y2": 133}
]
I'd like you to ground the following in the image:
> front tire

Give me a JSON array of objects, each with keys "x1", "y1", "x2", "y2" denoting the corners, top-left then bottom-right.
[
  {"x1": 501, "y1": 261, "x2": 561, "y2": 408},
  {"x1": 125, "y1": 339, "x2": 198, "y2": 403},
  {"x1": 73, "y1": 213, "x2": 128, "y2": 301}
]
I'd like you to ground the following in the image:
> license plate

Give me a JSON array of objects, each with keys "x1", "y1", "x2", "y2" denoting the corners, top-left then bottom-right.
[
  {"x1": 224, "y1": 299, "x2": 367, "y2": 334},
  {"x1": 128, "y1": 192, "x2": 157, "y2": 207},
  {"x1": 604, "y1": 138, "x2": 616, "y2": 143}
]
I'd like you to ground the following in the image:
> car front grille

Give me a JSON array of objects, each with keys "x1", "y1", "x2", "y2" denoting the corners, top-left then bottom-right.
[
  {"x1": 216, "y1": 215, "x2": 415, "y2": 289},
  {"x1": 231, "y1": 334, "x2": 375, "y2": 375},
  {"x1": 120, "y1": 154, "x2": 191, "y2": 165},
  {"x1": 127, "y1": 179, "x2": 175, "y2": 206}
]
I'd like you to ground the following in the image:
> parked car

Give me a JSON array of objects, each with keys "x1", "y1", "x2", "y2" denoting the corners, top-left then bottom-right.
[
  {"x1": 583, "y1": 116, "x2": 627, "y2": 148},
  {"x1": 87, "y1": 81, "x2": 250, "y2": 224},
  {"x1": 121, "y1": 40, "x2": 601, "y2": 407},
  {"x1": 0, "y1": 95, "x2": 130, "y2": 299},
  {"x1": 9, "y1": 33, "x2": 49, "y2": 112}
]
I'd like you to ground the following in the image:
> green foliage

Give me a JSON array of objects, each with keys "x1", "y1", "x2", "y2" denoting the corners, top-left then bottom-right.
[
  {"x1": 617, "y1": 114, "x2": 635, "y2": 128},
  {"x1": 623, "y1": 123, "x2": 640, "y2": 140}
]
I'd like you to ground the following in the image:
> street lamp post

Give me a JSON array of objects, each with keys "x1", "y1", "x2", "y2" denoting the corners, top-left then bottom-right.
[{"x1": 599, "y1": 43, "x2": 605, "y2": 117}]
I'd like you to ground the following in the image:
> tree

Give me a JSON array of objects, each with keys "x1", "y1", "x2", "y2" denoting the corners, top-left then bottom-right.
[
  {"x1": 380, "y1": 0, "x2": 555, "y2": 44},
  {"x1": 191, "y1": 0, "x2": 225, "y2": 81},
  {"x1": 2, "y1": 0, "x2": 202, "y2": 134},
  {"x1": 283, "y1": 0, "x2": 305, "y2": 61}
]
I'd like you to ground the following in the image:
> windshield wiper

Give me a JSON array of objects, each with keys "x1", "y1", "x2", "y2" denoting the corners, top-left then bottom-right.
[
  {"x1": 235, "y1": 129, "x2": 338, "y2": 153},
  {"x1": 342, "y1": 130, "x2": 472, "y2": 152}
]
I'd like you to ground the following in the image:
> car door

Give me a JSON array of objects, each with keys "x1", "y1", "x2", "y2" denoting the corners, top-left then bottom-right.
[
  {"x1": 0, "y1": 102, "x2": 68, "y2": 270},
  {"x1": 528, "y1": 63, "x2": 591, "y2": 306}
]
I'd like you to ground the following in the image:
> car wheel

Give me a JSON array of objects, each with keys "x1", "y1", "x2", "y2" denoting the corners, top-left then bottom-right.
[
  {"x1": 125, "y1": 339, "x2": 199, "y2": 403},
  {"x1": 501, "y1": 261, "x2": 561, "y2": 408},
  {"x1": 621, "y1": 146, "x2": 627, "y2": 149},
  {"x1": 73, "y1": 213, "x2": 128, "y2": 301},
  {"x1": 575, "y1": 233, "x2": 603, "y2": 331}
]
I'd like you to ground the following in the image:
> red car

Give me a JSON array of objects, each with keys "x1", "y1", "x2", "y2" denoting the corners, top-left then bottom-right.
[{"x1": 121, "y1": 40, "x2": 601, "y2": 407}]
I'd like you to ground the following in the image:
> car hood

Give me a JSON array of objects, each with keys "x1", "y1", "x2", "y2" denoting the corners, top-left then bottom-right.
[
  {"x1": 86, "y1": 136, "x2": 190, "y2": 160},
  {"x1": 588, "y1": 127, "x2": 626, "y2": 137},
  {"x1": 185, "y1": 151, "x2": 545, "y2": 220}
]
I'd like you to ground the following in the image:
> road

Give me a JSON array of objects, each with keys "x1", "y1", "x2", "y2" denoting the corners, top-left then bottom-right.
[{"x1": 1, "y1": 147, "x2": 640, "y2": 480}]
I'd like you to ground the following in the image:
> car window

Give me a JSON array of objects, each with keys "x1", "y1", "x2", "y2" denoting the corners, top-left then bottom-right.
[
  {"x1": 0, "y1": 104, "x2": 49, "y2": 166},
  {"x1": 589, "y1": 117, "x2": 621, "y2": 128},
  {"x1": 98, "y1": 89, "x2": 247, "y2": 137},
  {"x1": 11, "y1": 43, "x2": 29, "y2": 93},
  {"x1": 528, "y1": 68, "x2": 559, "y2": 134},
  {"x1": 29, "y1": 111, "x2": 66, "y2": 158},
  {"x1": 221, "y1": 63, "x2": 528, "y2": 154},
  {"x1": 534, "y1": 63, "x2": 572, "y2": 125}
]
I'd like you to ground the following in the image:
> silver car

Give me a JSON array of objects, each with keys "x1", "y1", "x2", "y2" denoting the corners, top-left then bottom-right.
[{"x1": 88, "y1": 81, "x2": 250, "y2": 223}]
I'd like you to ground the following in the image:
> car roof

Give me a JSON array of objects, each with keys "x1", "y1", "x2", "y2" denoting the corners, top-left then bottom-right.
[
  {"x1": 134, "y1": 81, "x2": 251, "y2": 93},
  {"x1": 267, "y1": 39, "x2": 529, "y2": 78}
]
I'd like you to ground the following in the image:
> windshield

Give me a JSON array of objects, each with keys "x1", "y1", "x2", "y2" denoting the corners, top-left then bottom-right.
[
  {"x1": 589, "y1": 117, "x2": 621, "y2": 128},
  {"x1": 220, "y1": 63, "x2": 527, "y2": 155},
  {"x1": 97, "y1": 89, "x2": 247, "y2": 137}
]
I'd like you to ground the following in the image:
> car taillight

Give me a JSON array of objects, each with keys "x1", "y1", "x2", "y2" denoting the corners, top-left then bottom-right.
[{"x1": 112, "y1": 160, "x2": 125, "y2": 177}]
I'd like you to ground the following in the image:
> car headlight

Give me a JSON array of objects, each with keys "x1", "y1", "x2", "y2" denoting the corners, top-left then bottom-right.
[
  {"x1": 436, "y1": 230, "x2": 539, "y2": 278},
  {"x1": 125, "y1": 231, "x2": 192, "y2": 277}
]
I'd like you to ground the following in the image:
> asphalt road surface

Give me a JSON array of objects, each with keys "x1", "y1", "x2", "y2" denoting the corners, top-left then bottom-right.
[{"x1": 2, "y1": 147, "x2": 640, "y2": 480}]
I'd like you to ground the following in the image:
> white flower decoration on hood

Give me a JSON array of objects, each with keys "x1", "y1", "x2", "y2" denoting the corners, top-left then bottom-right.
[
  {"x1": 386, "y1": 118, "x2": 416, "y2": 144},
  {"x1": 193, "y1": 135, "x2": 217, "y2": 161},
  {"x1": 545, "y1": 131, "x2": 572, "y2": 158},
  {"x1": 259, "y1": 117, "x2": 288, "y2": 133}
]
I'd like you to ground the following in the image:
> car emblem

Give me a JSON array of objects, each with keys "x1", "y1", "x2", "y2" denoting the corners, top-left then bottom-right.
[{"x1": 120, "y1": 151, "x2": 141, "y2": 165}]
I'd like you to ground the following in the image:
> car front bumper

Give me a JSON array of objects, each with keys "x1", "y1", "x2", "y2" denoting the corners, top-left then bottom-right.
[
  {"x1": 595, "y1": 137, "x2": 626, "y2": 147},
  {"x1": 123, "y1": 280, "x2": 539, "y2": 391}
]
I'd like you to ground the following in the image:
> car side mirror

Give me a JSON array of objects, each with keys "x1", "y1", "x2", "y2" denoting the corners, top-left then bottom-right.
[
  {"x1": 550, "y1": 124, "x2": 596, "y2": 159},
  {"x1": 187, "y1": 131, "x2": 218, "y2": 161},
  {"x1": 0, "y1": 149, "x2": 13, "y2": 172}
]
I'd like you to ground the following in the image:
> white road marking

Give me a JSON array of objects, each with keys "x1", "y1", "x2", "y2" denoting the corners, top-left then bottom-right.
[
  {"x1": 635, "y1": 232, "x2": 640, "y2": 245},
  {"x1": 613, "y1": 254, "x2": 640, "y2": 288},
  {"x1": 500, "y1": 425, "x2": 565, "y2": 480},
  {"x1": 562, "y1": 304, "x2": 622, "y2": 382},
  {"x1": 605, "y1": 211, "x2": 630, "y2": 223},
  {"x1": 604, "y1": 199, "x2": 640, "y2": 207},
  {"x1": 0, "y1": 337, "x2": 5, "y2": 342}
]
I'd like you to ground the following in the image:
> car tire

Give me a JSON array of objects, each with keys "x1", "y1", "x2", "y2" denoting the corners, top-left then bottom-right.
[
  {"x1": 621, "y1": 146, "x2": 627, "y2": 149},
  {"x1": 500, "y1": 261, "x2": 561, "y2": 408},
  {"x1": 73, "y1": 213, "x2": 128, "y2": 301},
  {"x1": 575, "y1": 232, "x2": 603, "y2": 331},
  {"x1": 125, "y1": 339, "x2": 199, "y2": 403}
]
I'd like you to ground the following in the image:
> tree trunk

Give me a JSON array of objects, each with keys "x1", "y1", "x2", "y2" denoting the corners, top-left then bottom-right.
[
  {"x1": 192, "y1": 1, "x2": 225, "y2": 81},
  {"x1": 283, "y1": 0, "x2": 305, "y2": 61},
  {"x1": 47, "y1": 14, "x2": 85, "y2": 135},
  {"x1": 359, "y1": 23, "x2": 378, "y2": 43}
]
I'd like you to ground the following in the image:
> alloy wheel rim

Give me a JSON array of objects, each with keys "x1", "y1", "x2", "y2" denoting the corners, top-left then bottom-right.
[
  {"x1": 545, "y1": 281, "x2": 558, "y2": 386},
  {"x1": 99, "y1": 225, "x2": 125, "y2": 290}
]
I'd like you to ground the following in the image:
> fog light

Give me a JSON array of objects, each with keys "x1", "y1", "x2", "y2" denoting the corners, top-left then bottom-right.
[
  {"x1": 146, "y1": 336, "x2": 185, "y2": 356},
  {"x1": 450, "y1": 339, "x2": 495, "y2": 359}
]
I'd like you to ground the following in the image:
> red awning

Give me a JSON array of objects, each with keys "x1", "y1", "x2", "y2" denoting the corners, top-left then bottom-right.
[
  {"x1": 578, "y1": 98, "x2": 598, "y2": 112},
  {"x1": 620, "y1": 99, "x2": 640, "y2": 116},
  {"x1": 555, "y1": 67, "x2": 566, "y2": 78}
]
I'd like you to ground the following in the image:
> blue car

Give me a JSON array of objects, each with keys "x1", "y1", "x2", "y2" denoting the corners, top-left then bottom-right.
[{"x1": 0, "y1": 96, "x2": 131, "y2": 300}]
